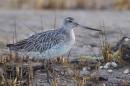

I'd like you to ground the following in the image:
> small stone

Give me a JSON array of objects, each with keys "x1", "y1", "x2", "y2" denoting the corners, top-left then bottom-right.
[
  {"x1": 105, "y1": 62, "x2": 111, "y2": 67},
  {"x1": 128, "y1": 74, "x2": 130, "y2": 76},
  {"x1": 101, "y1": 84, "x2": 106, "y2": 86},
  {"x1": 111, "y1": 62, "x2": 117, "y2": 67},
  {"x1": 103, "y1": 65, "x2": 108, "y2": 69},
  {"x1": 108, "y1": 69, "x2": 113, "y2": 73},
  {"x1": 116, "y1": 76, "x2": 121, "y2": 79},
  {"x1": 122, "y1": 54, "x2": 130, "y2": 62},
  {"x1": 82, "y1": 67, "x2": 91, "y2": 71},
  {"x1": 82, "y1": 67, "x2": 87, "y2": 71},
  {"x1": 124, "y1": 69, "x2": 129, "y2": 74},
  {"x1": 99, "y1": 76, "x2": 108, "y2": 81},
  {"x1": 100, "y1": 66, "x2": 104, "y2": 69},
  {"x1": 91, "y1": 60, "x2": 98, "y2": 64},
  {"x1": 124, "y1": 38, "x2": 130, "y2": 42},
  {"x1": 85, "y1": 67, "x2": 91, "y2": 71}
]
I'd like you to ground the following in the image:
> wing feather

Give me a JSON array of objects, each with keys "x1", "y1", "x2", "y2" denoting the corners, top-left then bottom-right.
[{"x1": 7, "y1": 29, "x2": 66, "y2": 53}]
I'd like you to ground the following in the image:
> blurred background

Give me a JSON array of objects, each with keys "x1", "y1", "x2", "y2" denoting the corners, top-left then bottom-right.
[
  {"x1": 0, "y1": 0, "x2": 130, "y2": 57},
  {"x1": 0, "y1": 0, "x2": 130, "y2": 10}
]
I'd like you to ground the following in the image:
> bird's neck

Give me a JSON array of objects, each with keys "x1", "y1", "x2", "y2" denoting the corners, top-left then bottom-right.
[{"x1": 60, "y1": 25, "x2": 73, "y2": 33}]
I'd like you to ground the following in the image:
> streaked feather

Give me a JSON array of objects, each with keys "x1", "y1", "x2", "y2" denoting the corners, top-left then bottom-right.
[{"x1": 7, "y1": 28, "x2": 70, "y2": 53}]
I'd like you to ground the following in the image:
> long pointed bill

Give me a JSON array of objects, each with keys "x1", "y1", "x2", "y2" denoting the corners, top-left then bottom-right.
[{"x1": 76, "y1": 23, "x2": 101, "y2": 31}]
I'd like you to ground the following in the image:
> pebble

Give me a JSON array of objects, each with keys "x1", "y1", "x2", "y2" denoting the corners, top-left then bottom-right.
[
  {"x1": 124, "y1": 38, "x2": 130, "y2": 42},
  {"x1": 105, "y1": 62, "x2": 111, "y2": 67},
  {"x1": 108, "y1": 69, "x2": 113, "y2": 73},
  {"x1": 116, "y1": 76, "x2": 121, "y2": 79},
  {"x1": 111, "y1": 62, "x2": 117, "y2": 67},
  {"x1": 86, "y1": 67, "x2": 91, "y2": 71},
  {"x1": 123, "y1": 69, "x2": 129, "y2": 74},
  {"x1": 82, "y1": 67, "x2": 87, "y2": 71},
  {"x1": 103, "y1": 65, "x2": 108, "y2": 69},
  {"x1": 101, "y1": 83, "x2": 106, "y2": 86},
  {"x1": 104, "y1": 62, "x2": 117, "y2": 69},
  {"x1": 100, "y1": 66, "x2": 104, "y2": 69},
  {"x1": 82, "y1": 67, "x2": 91, "y2": 71},
  {"x1": 91, "y1": 60, "x2": 98, "y2": 64},
  {"x1": 99, "y1": 76, "x2": 108, "y2": 81}
]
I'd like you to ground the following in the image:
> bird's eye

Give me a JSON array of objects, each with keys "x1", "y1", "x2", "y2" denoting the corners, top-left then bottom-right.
[{"x1": 68, "y1": 20, "x2": 72, "y2": 22}]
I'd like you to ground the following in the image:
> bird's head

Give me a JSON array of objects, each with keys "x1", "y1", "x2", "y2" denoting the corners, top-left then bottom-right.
[
  {"x1": 61, "y1": 17, "x2": 101, "y2": 31},
  {"x1": 61, "y1": 17, "x2": 77, "y2": 29}
]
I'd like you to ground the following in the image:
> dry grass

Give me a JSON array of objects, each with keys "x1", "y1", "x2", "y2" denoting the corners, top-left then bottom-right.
[
  {"x1": 0, "y1": 51, "x2": 34, "y2": 86},
  {"x1": 0, "y1": 50, "x2": 101, "y2": 86}
]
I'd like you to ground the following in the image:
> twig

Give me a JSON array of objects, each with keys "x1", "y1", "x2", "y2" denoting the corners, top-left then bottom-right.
[
  {"x1": 17, "y1": 18, "x2": 37, "y2": 33},
  {"x1": 54, "y1": 10, "x2": 57, "y2": 28},
  {"x1": 40, "y1": 15, "x2": 44, "y2": 31},
  {"x1": 14, "y1": 15, "x2": 17, "y2": 42}
]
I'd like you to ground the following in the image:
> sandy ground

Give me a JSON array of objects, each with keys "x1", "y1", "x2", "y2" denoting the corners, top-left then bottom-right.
[{"x1": 0, "y1": 10, "x2": 130, "y2": 85}]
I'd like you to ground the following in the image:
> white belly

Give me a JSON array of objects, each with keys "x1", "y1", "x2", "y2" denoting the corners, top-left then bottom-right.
[
  {"x1": 43, "y1": 40, "x2": 75, "y2": 59},
  {"x1": 26, "y1": 40, "x2": 75, "y2": 59}
]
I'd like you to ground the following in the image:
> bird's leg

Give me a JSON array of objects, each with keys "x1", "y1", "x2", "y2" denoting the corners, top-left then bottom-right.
[
  {"x1": 46, "y1": 60, "x2": 53, "y2": 83},
  {"x1": 42, "y1": 59, "x2": 53, "y2": 83}
]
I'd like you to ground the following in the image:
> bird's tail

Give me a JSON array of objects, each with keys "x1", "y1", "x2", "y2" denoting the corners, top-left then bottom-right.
[
  {"x1": 6, "y1": 44, "x2": 14, "y2": 47},
  {"x1": 6, "y1": 44, "x2": 16, "y2": 51}
]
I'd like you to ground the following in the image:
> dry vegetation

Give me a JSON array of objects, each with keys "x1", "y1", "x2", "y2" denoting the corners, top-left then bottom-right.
[{"x1": 0, "y1": 50, "x2": 100, "y2": 86}]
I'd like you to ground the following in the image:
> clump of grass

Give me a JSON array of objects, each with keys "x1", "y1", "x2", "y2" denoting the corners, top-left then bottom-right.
[
  {"x1": 101, "y1": 44, "x2": 119, "y2": 62},
  {"x1": 0, "y1": 50, "x2": 35, "y2": 86}
]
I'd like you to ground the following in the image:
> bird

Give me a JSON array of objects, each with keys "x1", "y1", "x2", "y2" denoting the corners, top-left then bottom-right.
[
  {"x1": 6, "y1": 17, "x2": 101, "y2": 82},
  {"x1": 6, "y1": 17, "x2": 101, "y2": 59}
]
